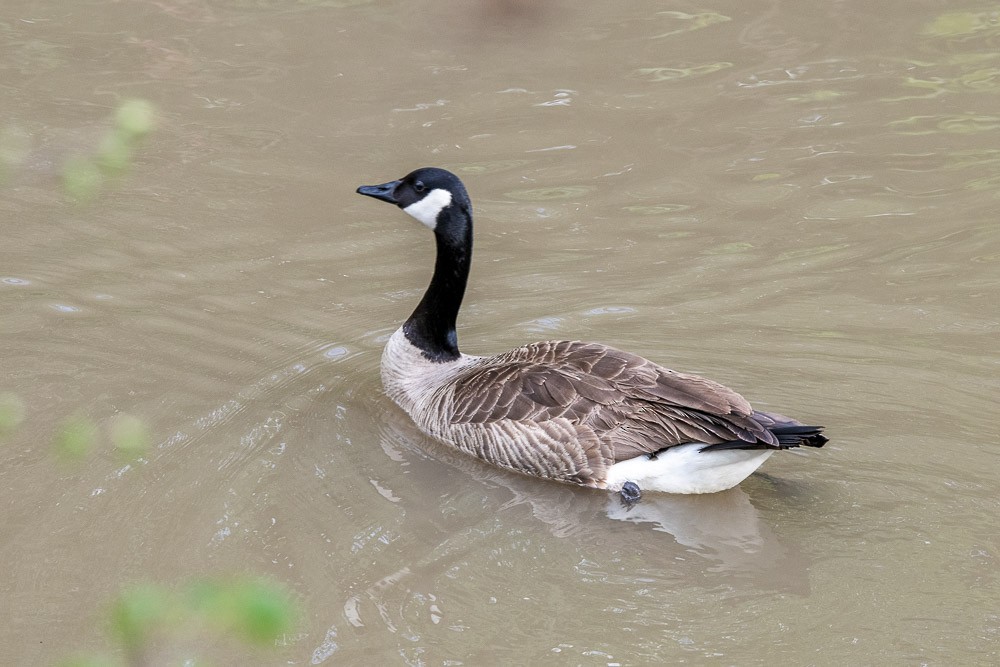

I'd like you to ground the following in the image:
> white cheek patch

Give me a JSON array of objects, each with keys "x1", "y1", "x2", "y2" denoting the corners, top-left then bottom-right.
[{"x1": 403, "y1": 188, "x2": 452, "y2": 230}]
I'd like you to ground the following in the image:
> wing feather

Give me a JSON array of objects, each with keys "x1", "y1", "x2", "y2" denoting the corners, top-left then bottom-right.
[{"x1": 449, "y1": 340, "x2": 778, "y2": 470}]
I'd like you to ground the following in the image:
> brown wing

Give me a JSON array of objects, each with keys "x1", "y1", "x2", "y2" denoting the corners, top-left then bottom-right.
[{"x1": 450, "y1": 340, "x2": 778, "y2": 462}]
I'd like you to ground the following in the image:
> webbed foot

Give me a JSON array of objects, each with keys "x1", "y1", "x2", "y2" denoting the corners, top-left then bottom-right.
[{"x1": 619, "y1": 481, "x2": 642, "y2": 508}]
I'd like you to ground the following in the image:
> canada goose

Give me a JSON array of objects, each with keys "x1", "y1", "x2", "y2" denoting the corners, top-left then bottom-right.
[{"x1": 357, "y1": 167, "x2": 827, "y2": 502}]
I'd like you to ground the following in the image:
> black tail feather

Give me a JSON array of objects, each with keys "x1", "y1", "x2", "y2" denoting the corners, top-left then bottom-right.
[
  {"x1": 771, "y1": 425, "x2": 828, "y2": 448},
  {"x1": 699, "y1": 424, "x2": 828, "y2": 453}
]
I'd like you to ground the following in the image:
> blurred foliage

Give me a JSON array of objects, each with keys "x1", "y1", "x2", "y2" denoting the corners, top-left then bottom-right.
[
  {"x1": 63, "y1": 98, "x2": 156, "y2": 201},
  {"x1": 185, "y1": 577, "x2": 297, "y2": 644},
  {"x1": 6, "y1": 89, "x2": 291, "y2": 662},
  {"x1": 53, "y1": 413, "x2": 99, "y2": 462},
  {"x1": 2, "y1": 98, "x2": 155, "y2": 198},
  {"x1": 0, "y1": 395, "x2": 300, "y2": 665},
  {"x1": 0, "y1": 390, "x2": 147, "y2": 474},
  {"x1": 109, "y1": 583, "x2": 174, "y2": 663},
  {"x1": 110, "y1": 413, "x2": 151, "y2": 463},
  {"x1": 46, "y1": 410, "x2": 150, "y2": 463},
  {"x1": 58, "y1": 577, "x2": 297, "y2": 667}
]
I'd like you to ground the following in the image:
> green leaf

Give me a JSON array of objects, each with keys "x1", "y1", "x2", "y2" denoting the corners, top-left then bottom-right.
[
  {"x1": 187, "y1": 578, "x2": 296, "y2": 644},
  {"x1": 228, "y1": 579, "x2": 296, "y2": 644},
  {"x1": 53, "y1": 414, "x2": 97, "y2": 462},
  {"x1": 109, "y1": 583, "x2": 171, "y2": 652},
  {"x1": 115, "y1": 99, "x2": 156, "y2": 141}
]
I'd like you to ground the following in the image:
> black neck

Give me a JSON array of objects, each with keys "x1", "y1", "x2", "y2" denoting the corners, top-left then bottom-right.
[{"x1": 403, "y1": 208, "x2": 472, "y2": 362}]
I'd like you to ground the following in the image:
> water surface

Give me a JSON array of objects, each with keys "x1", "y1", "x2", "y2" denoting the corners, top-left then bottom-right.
[{"x1": 2, "y1": 0, "x2": 998, "y2": 664}]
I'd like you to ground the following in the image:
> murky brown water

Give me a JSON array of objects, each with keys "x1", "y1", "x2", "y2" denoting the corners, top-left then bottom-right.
[{"x1": 3, "y1": 0, "x2": 999, "y2": 664}]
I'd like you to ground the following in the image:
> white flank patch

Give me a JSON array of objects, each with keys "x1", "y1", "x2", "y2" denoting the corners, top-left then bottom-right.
[
  {"x1": 605, "y1": 443, "x2": 775, "y2": 494},
  {"x1": 403, "y1": 188, "x2": 452, "y2": 230}
]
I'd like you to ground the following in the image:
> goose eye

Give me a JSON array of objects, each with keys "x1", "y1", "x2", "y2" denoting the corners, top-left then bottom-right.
[{"x1": 414, "y1": 181, "x2": 426, "y2": 193}]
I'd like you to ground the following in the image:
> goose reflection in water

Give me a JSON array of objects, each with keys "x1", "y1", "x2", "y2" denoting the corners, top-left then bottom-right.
[
  {"x1": 372, "y1": 404, "x2": 810, "y2": 585},
  {"x1": 325, "y1": 404, "x2": 811, "y2": 657}
]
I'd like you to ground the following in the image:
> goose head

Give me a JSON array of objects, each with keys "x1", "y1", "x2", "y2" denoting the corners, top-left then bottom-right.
[{"x1": 356, "y1": 167, "x2": 472, "y2": 240}]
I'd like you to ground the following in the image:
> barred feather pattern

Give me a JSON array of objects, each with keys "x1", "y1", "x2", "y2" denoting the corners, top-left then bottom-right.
[{"x1": 381, "y1": 328, "x2": 821, "y2": 489}]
